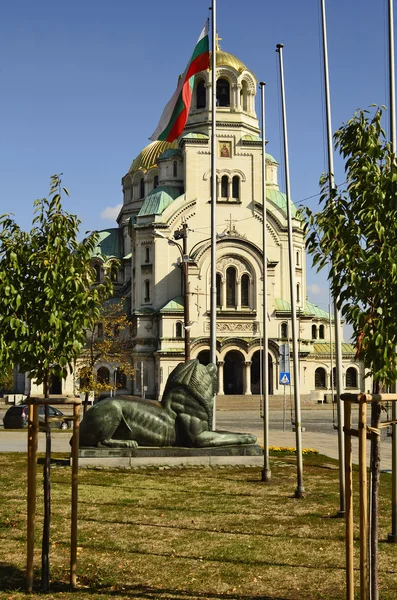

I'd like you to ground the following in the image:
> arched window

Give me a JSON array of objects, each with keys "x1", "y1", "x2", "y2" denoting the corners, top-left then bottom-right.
[
  {"x1": 319, "y1": 324, "x2": 325, "y2": 339},
  {"x1": 116, "y1": 370, "x2": 127, "y2": 389},
  {"x1": 110, "y1": 266, "x2": 118, "y2": 282},
  {"x1": 94, "y1": 264, "x2": 101, "y2": 282},
  {"x1": 240, "y1": 80, "x2": 248, "y2": 111},
  {"x1": 97, "y1": 366, "x2": 110, "y2": 385},
  {"x1": 281, "y1": 322, "x2": 288, "y2": 338},
  {"x1": 216, "y1": 78, "x2": 230, "y2": 107},
  {"x1": 241, "y1": 274, "x2": 249, "y2": 307},
  {"x1": 296, "y1": 283, "x2": 300, "y2": 303},
  {"x1": 232, "y1": 176, "x2": 240, "y2": 199},
  {"x1": 221, "y1": 175, "x2": 228, "y2": 198},
  {"x1": 173, "y1": 161, "x2": 177, "y2": 177},
  {"x1": 139, "y1": 178, "x2": 145, "y2": 198},
  {"x1": 216, "y1": 273, "x2": 222, "y2": 307},
  {"x1": 312, "y1": 325, "x2": 317, "y2": 339},
  {"x1": 175, "y1": 321, "x2": 183, "y2": 338},
  {"x1": 97, "y1": 323, "x2": 104, "y2": 338},
  {"x1": 113, "y1": 324, "x2": 120, "y2": 337},
  {"x1": 296, "y1": 250, "x2": 300, "y2": 266},
  {"x1": 196, "y1": 79, "x2": 206, "y2": 109},
  {"x1": 145, "y1": 247, "x2": 150, "y2": 263},
  {"x1": 144, "y1": 280, "x2": 150, "y2": 302},
  {"x1": 226, "y1": 267, "x2": 236, "y2": 307},
  {"x1": 346, "y1": 367, "x2": 358, "y2": 388},
  {"x1": 315, "y1": 367, "x2": 326, "y2": 389},
  {"x1": 153, "y1": 175, "x2": 159, "y2": 189}
]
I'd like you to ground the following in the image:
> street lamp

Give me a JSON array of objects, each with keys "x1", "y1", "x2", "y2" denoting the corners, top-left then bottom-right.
[
  {"x1": 152, "y1": 225, "x2": 191, "y2": 361},
  {"x1": 152, "y1": 228, "x2": 228, "y2": 363}
]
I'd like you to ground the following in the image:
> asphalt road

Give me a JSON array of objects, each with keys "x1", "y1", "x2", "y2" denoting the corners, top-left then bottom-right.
[
  {"x1": 218, "y1": 408, "x2": 341, "y2": 437},
  {"x1": 0, "y1": 404, "x2": 393, "y2": 453}
]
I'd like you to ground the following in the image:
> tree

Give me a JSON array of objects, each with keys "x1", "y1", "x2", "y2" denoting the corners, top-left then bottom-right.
[
  {"x1": 76, "y1": 299, "x2": 134, "y2": 414},
  {"x1": 0, "y1": 174, "x2": 112, "y2": 590},
  {"x1": 0, "y1": 365, "x2": 14, "y2": 393},
  {"x1": 0, "y1": 174, "x2": 112, "y2": 396},
  {"x1": 303, "y1": 107, "x2": 397, "y2": 600}
]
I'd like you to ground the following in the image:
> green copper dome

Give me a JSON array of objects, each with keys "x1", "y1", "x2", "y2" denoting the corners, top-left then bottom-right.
[
  {"x1": 267, "y1": 189, "x2": 297, "y2": 217},
  {"x1": 137, "y1": 186, "x2": 183, "y2": 217}
]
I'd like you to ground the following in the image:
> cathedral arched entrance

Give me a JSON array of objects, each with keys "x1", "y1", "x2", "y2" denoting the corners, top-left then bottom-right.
[
  {"x1": 197, "y1": 350, "x2": 210, "y2": 366},
  {"x1": 50, "y1": 374, "x2": 62, "y2": 395},
  {"x1": 251, "y1": 351, "x2": 274, "y2": 395},
  {"x1": 223, "y1": 350, "x2": 244, "y2": 395}
]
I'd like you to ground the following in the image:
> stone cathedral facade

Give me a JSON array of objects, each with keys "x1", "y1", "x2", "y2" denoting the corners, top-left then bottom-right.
[{"x1": 27, "y1": 42, "x2": 364, "y2": 400}]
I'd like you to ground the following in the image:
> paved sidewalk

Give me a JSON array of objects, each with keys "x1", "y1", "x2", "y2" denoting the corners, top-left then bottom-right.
[
  {"x1": 0, "y1": 427, "x2": 393, "y2": 472},
  {"x1": 241, "y1": 425, "x2": 393, "y2": 472}
]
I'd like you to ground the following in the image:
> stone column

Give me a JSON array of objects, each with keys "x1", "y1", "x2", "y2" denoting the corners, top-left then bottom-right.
[
  {"x1": 236, "y1": 279, "x2": 241, "y2": 310},
  {"x1": 244, "y1": 361, "x2": 252, "y2": 395},
  {"x1": 24, "y1": 372, "x2": 31, "y2": 396},
  {"x1": 221, "y1": 277, "x2": 227, "y2": 309},
  {"x1": 206, "y1": 82, "x2": 212, "y2": 111},
  {"x1": 217, "y1": 361, "x2": 224, "y2": 395},
  {"x1": 228, "y1": 178, "x2": 232, "y2": 200},
  {"x1": 249, "y1": 91, "x2": 255, "y2": 114},
  {"x1": 234, "y1": 83, "x2": 241, "y2": 110}
]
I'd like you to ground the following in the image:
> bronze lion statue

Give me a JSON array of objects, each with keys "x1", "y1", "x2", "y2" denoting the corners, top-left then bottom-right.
[{"x1": 79, "y1": 360, "x2": 256, "y2": 448}]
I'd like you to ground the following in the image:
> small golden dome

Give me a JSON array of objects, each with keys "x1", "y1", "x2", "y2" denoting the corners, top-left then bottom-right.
[
  {"x1": 208, "y1": 49, "x2": 247, "y2": 73},
  {"x1": 129, "y1": 140, "x2": 179, "y2": 173}
]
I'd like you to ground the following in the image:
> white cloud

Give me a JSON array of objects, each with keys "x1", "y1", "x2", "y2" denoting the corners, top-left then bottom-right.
[
  {"x1": 306, "y1": 283, "x2": 325, "y2": 296},
  {"x1": 100, "y1": 204, "x2": 122, "y2": 221}
]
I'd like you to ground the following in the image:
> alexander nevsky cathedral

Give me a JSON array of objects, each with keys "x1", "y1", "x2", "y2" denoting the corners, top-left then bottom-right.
[{"x1": 27, "y1": 40, "x2": 364, "y2": 401}]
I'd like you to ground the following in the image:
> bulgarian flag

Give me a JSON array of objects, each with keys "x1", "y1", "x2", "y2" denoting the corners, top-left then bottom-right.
[{"x1": 150, "y1": 22, "x2": 210, "y2": 142}]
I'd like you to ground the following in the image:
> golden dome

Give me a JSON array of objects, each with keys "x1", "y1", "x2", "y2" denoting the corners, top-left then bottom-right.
[
  {"x1": 209, "y1": 49, "x2": 247, "y2": 73},
  {"x1": 129, "y1": 140, "x2": 179, "y2": 173}
]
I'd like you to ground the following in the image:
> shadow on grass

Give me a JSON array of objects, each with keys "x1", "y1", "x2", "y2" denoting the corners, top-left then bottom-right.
[
  {"x1": 0, "y1": 562, "x2": 25, "y2": 592},
  {"x1": 62, "y1": 480, "x2": 258, "y2": 499},
  {"x1": 0, "y1": 565, "x2": 288, "y2": 599},
  {"x1": 37, "y1": 457, "x2": 69, "y2": 466},
  {"x1": 77, "y1": 583, "x2": 290, "y2": 599},
  {"x1": 78, "y1": 516, "x2": 343, "y2": 542},
  {"x1": 58, "y1": 544, "x2": 344, "y2": 572}
]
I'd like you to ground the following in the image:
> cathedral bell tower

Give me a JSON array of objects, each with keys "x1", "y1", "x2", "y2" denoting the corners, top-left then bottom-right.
[{"x1": 184, "y1": 36, "x2": 260, "y2": 139}]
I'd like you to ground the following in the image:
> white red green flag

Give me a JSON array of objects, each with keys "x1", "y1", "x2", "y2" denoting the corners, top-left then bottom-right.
[{"x1": 150, "y1": 22, "x2": 210, "y2": 142}]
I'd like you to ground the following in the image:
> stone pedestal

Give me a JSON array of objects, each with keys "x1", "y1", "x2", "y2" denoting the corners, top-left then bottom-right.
[{"x1": 76, "y1": 444, "x2": 263, "y2": 468}]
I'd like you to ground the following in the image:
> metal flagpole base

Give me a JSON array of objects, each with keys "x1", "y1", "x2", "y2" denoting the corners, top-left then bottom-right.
[
  {"x1": 387, "y1": 533, "x2": 397, "y2": 543},
  {"x1": 261, "y1": 468, "x2": 271, "y2": 482},
  {"x1": 294, "y1": 486, "x2": 305, "y2": 499},
  {"x1": 335, "y1": 510, "x2": 346, "y2": 518}
]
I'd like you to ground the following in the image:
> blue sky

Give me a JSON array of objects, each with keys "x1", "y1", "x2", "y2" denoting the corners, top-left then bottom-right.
[{"x1": 0, "y1": 0, "x2": 393, "y2": 332}]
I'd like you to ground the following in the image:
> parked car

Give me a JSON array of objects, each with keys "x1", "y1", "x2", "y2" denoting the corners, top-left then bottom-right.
[{"x1": 3, "y1": 404, "x2": 70, "y2": 430}]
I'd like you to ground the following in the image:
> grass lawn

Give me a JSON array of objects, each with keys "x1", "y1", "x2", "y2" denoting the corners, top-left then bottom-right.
[{"x1": 0, "y1": 451, "x2": 396, "y2": 599}]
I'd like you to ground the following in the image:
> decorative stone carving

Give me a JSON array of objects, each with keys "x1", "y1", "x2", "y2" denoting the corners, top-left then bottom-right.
[
  {"x1": 204, "y1": 322, "x2": 255, "y2": 333},
  {"x1": 216, "y1": 255, "x2": 252, "y2": 275}
]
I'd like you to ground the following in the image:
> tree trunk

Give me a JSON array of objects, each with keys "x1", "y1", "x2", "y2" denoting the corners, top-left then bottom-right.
[
  {"x1": 369, "y1": 383, "x2": 381, "y2": 600},
  {"x1": 41, "y1": 375, "x2": 51, "y2": 591}
]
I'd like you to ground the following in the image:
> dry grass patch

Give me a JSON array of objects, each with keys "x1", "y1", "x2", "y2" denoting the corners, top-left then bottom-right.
[{"x1": 0, "y1": 452, "x2": 397, "y2": 599}]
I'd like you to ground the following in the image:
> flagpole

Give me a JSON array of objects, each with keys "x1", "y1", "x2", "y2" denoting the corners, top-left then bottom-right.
[
  {"x1": 260, "y1": 81, "x2": 271, "y2": 482},
  {"x1": 387, "y1": 0, "x2": 397, "y2": 545},
  {"x1": 276, "y1": 43, "x2": 305, "y2": 498},
  {"x1": 210, "y1": 0, "x2": 218, "y2": 429},
  {"x1": 320, "y1": 0, "x2": 345, "y2": 517}
]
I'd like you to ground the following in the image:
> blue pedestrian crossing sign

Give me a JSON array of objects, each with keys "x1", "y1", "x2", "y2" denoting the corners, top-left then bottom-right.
[{"x1": 280, "y1": 372, "x2": 290, "y2": 385}]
